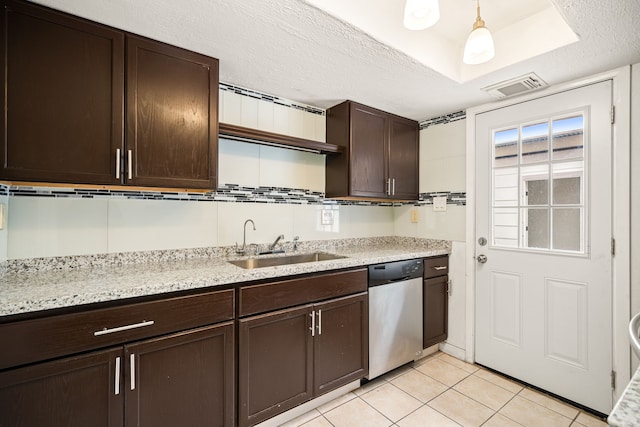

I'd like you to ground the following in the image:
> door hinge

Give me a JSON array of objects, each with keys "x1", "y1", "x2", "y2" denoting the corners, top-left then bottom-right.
[
  {"x1": 611, "y1": 238, "x2": 616, "y2": 256},
  {"x1": 611, "y1": 370, "x2": 616, "y2": 389},
  {"x1": 611, "y1": 105, "x2": 615, "y2": 125}
]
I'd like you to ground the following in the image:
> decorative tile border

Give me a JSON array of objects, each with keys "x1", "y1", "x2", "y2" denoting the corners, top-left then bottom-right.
[
  {"x1": 6, "y1": 184, "x2": 465, "y2": 206},
  {"x1": 420, "y1": 111, "x2": 466, "y2": 129},
  {"x1": 0, "y1": 183, "x2": 8, "y2": 196},
  {"x1": 219, "y1": 82, "x2": 325, "y2": 116}
]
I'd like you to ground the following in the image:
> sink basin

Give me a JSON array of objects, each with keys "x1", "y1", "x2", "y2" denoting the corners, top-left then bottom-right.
[{"x1": 228, "y1": 252, "x2": 347, "y2": 269}]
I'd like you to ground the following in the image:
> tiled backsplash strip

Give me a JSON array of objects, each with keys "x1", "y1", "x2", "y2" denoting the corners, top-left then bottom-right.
[{"x1": 5, "y1": 184, "x2": 465, "y2": 206}]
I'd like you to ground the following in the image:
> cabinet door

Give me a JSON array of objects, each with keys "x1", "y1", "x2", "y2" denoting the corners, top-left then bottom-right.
[
  {"x1": 126, "y1": 35, "x2": 218, "y2": 189},
  {"x1": 238, "y1": 305, "x2": 313, "y2": 427},
  {"x1": 350, "y1": 103, "x2": 388, "y2": 198},
  {"x1": 423, "y1": 276, "x2": 449, "y2": 348},
  {"x1": 388, "y1": 116, "x2": 419, "y2": 200},
  {"x1": 124, "y1": 323, "x2": 234, "y2": 427},
  {"x1": 314, "y1": 293, "x2": 368, "y2": 395},
  {"x1": 0, "y1": 347, "x2": 123, "y2": 427},
  {"x1": 1, "y1": 0, "x2": 124, "y2": 185}
]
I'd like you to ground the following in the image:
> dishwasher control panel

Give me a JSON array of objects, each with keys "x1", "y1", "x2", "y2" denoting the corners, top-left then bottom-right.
[{"x1": 368, "y1": 259, "x2": 424, "y2": 287}]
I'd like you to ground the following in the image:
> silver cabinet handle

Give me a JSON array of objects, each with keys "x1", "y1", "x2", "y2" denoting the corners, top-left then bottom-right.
[
  {"x1": 447, "y1": 280, "x2": 452, "y2": 296},
  {"x1": 392, "y1": 178, "x2": 395, "y2": 196},
  {"x1": 130, "y1": 353, "x2": 136, "y2": 390},
  {"x1": 433, "y1": 266, "x2": 447, "y2": 271},
  {"x1": 386, "y1": 179, "x2": 390, "y2": 196},
  {"x1": 115, "y1": 149, "x2": 121, "y2": 179},
  {"x1": 127, "y1": 149, "x2": 133, "y2": 179},
  {"x1": 317, "y1": 309, "x2": 322, "y2": 335},
  {"x1": 310, "y1": 311, "x2": 315, "y2": 337},
  {"x1": 115, "y1": 356, "x2": 121, "y2": 395},
  {"x1": 94, "y1": 320, "x2": 155, "y2": 336}
]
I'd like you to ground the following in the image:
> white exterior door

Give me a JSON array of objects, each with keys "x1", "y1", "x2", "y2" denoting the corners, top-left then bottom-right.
[{"x1": 475, "y1": 81, "x2": 613, "y2": 413}]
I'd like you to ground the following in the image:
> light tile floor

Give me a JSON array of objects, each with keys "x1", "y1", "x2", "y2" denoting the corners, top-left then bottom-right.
[{"x1": 280, "y1": 352, "x2": 608, "y2": 427}]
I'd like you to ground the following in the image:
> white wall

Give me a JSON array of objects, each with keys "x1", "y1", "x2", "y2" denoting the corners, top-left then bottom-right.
[
  {"x1": 632, "y1": 63, "x2": 640, "y2": 370},
  {"x1": 394, "y1": 118, "x2": 468, "y2": 356}
]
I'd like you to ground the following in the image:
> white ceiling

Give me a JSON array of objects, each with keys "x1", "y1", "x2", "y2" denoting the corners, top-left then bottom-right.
[{"x1": 34, "y1": 0, "x2": 640, "y2": 121}]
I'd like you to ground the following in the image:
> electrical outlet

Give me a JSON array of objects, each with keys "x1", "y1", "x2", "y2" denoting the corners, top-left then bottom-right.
[
  {"x1": 321, "y1": 209, "x2": 334, "y2": 225},
  {"x1": 410, "y1": 208, "x2": 419, "y2": 223},
  {"x1": 433, "y1": 196, "x2": 447, "y2": 212}
]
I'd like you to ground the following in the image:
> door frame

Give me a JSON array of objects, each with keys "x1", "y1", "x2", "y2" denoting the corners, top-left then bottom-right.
[{"x1": 464, "y1": 66, "x2": 631, "y2": 404}]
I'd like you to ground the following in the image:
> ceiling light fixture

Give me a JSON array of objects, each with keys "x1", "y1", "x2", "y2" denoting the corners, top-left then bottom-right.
[
  {"x1": 403, "y1": 0, "x2": 440, "y2": 30},
  {"x1": 463, "y1": 0, "x2": 495, "y2": 65}
]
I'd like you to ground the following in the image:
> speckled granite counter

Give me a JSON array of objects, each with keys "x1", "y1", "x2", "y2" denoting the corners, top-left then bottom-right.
[
  {"x1": 608, "y1": 367, "x2": 640, "y2": 427},
  {"x1": 0, "y1": 237, "x2": 450, "y2": 318}
]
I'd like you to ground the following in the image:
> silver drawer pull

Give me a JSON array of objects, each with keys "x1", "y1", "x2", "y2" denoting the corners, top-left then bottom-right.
[
  {"x1": 433, "y1": 266, "x2": 447, "y2": 271},
  {"x1": 115, "y1": 149, "x2": 121, "y2": 179},
  {"x1": 130, "y1": 353, "x2": 136, "y2": 390},
  {"x1": 94, "y1": 320, "x2": 155, "y2": 336},
  {"x1": 115, "y1": 356, "x2": 121, "y2": 395}
]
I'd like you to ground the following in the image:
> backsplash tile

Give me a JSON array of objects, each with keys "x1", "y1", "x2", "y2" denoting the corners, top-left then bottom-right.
[
  {"x1": 420, "y1": 111, "x2": 466, "y2": 129},
  {"x1": 6, "y1": 184, "x2": 466, "y2": 206},
  {"x1": 219, "y1": 82, "x2": 325, "y2": 116}
]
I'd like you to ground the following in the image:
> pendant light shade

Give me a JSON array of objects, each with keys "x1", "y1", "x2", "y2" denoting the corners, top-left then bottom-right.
[
  {"x1": 463, "y1": 0, "x2": 495, "y2": 65},
  {"x1": 403, "y1": 0, "x2": 440, "y2": 30}
]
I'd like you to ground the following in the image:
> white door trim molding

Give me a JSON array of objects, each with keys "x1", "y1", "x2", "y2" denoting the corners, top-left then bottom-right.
[{"x1": 465, "y1": 66, "x2": 632, "y2": 403}]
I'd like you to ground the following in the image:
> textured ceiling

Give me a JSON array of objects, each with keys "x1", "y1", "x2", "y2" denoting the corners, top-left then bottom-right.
[{"x1": 32, "y1": 0, "x2": 640, "y2": 121}]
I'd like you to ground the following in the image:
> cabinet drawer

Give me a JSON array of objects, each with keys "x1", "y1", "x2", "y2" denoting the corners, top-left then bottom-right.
[
  {"x1": 0, "y1": 288, "x2": 234, "y2": 370},
  {"x1": 424, "y1": 255, "x2": 449, "y2": 279},
  {"x1": 239, "y1": 269, "x2": 367, "y2": 317}
]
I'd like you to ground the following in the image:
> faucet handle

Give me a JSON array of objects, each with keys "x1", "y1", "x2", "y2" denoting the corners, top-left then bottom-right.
[{"x1": 293, "y1": 235, "x2": 300, "y2": 251}]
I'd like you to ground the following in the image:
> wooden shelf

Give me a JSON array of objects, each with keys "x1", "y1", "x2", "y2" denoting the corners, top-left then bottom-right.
[{"x1": 219, "y1": 123, "x2": 342, "y2": 154}]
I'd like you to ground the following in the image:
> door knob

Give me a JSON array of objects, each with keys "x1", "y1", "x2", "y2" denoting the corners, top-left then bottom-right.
[{"x1": 476, "y1": 254, "x2": 488, "y2": 264}]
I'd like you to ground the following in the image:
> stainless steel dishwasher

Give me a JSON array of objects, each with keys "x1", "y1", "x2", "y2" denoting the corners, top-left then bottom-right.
[{"x1": 366, "y1": 259, "x2": 423, "y2": 380}]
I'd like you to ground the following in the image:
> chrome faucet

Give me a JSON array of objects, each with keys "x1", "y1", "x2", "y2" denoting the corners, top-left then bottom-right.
[
  {"x1": 269, "y1": 234, "x2": 285, "y2": 251},
  {"x1": 235, "y1": 219, "x2": 256, "y2": 255}
]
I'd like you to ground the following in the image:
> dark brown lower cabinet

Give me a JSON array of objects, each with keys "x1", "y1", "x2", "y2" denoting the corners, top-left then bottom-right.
[
  {"x1": 0, "y1": 323, "x2": 234, "y2": 427},
  {"x1": 0, "y1": 347, "x2": 124, "y2": 427},
  {"x1": 238, "y1": 293, "x2": 368, "y2": 427},
  {"x1": 423, "y1": 275, "x2": 449, "y2": 348},
  {"x1": 125, "y1": 323, "x2": 235, "y2": 427},
  {"x1": 314, "y1": 294, "x2": 368, "y2": 395}
]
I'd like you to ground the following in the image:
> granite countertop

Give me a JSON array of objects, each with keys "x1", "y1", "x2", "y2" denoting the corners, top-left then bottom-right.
[
  {"x1": 608, "y1": 367, "x2": 640, "y2": 426},
  {"x1": 0, "y1": 238, "x2": 450, "y2": 318}
]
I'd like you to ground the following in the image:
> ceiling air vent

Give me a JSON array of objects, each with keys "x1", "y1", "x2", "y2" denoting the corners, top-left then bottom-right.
[{"x1": 482, "y1": 73, "x2": 547, "y2": 99}]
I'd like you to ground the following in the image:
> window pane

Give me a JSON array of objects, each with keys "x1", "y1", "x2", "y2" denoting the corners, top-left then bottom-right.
[
  {"x1": 494, "y1": 168, "x2": 519, "y2": 207},
  {"x1": 526, "y1": 180, "x2": 548, "y2": 205},
  {"x1": 494, "y1": 128, "x2": 518, "y2": 167},
  {"x1": 553, "y1": 176, "x2": 581, "y2": 205},
  {"x1": 493, "y1": 208, "x2": 518, "y2": 247},
  {"x1": 552, "y1": 116, "x2": 583, "y2": 160},
  {"x1": 525, "y1": 208, "x2": 549, "y2": 249},
  {"x1": 552, "y1": 208, "x2": 582, "y2": 251},
  {"x1": 521, "y1": 164, "x2": 549, "y2": 206},
  {"x1": 522, "y1": 122, "x2": 549, "y2": 164}
]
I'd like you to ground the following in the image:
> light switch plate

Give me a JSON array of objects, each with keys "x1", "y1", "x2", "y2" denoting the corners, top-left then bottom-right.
[
  {"x1": 0, "y1": 203, "x2": 5, "y2": 229},
  {"x1": 433, "y1": 196, "x2": 447, "y2": 212},
  {"x1": 410, "y1": 208, "x2": 419, "y2": 223}
]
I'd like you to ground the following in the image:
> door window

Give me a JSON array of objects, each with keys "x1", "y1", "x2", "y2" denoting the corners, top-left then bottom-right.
[{"x1": 491, "y1": 113, "x2": 586, "y2": 254}]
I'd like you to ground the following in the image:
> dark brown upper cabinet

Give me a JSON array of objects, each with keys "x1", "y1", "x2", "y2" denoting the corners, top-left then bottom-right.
[
  {"x1": 1, "y1": 0, "x2": 124, "y2": 185},
  {"x1": 126, "y1": 35, "x2": 218, "y2": 189},
  {"x1": 325, "y1": 101, "x2": 419, "y2": 200},
  {"x1": 1, "y1": 0, "x2": 218, "y2": 189}
]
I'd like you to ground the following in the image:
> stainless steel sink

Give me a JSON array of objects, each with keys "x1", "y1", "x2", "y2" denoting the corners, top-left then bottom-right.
[{"x1": 228, "y1": 252, "x2": 347, "y2": 269}]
